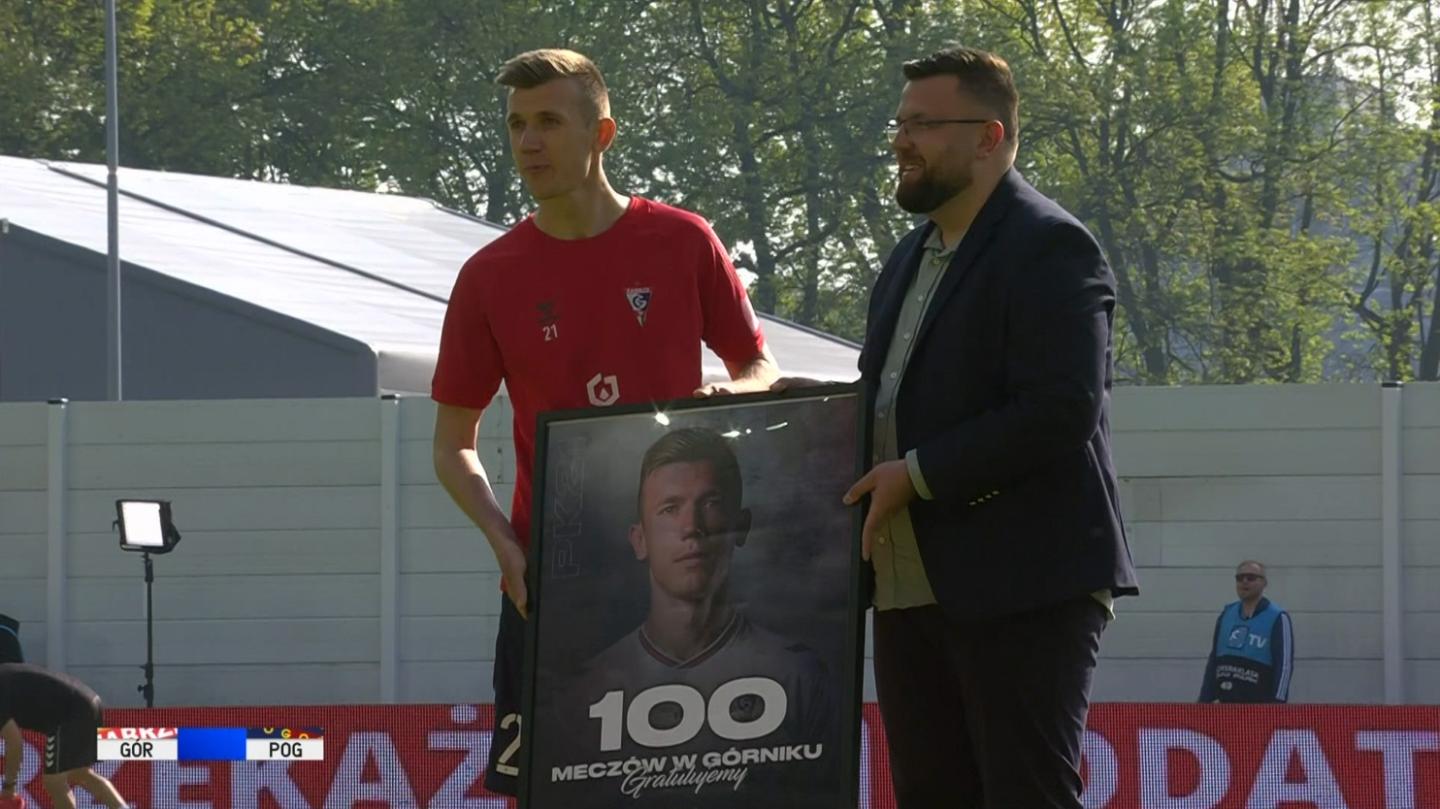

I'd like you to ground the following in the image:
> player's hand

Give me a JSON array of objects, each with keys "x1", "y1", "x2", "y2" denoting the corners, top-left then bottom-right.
[
  {"x1": 496, "y1": 540, "x2": 529, "y2": 619},
  {"x1": 0, "y1": 792, "x2": 27, "y2": 809},
  {"x1": 770, "y1": 376, "x2": 829, "y2": 393},
  {"x1": 693, "y1": 378, "x2": 770, "y2": 397},
  {"x1": 843, "y1": 460, "x2": 916, "y2": 561}
]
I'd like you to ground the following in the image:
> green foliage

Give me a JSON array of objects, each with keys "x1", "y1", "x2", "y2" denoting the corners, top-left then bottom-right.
[{"x1": 5, "y1": 0, "x2": 1437, "y2": 380}]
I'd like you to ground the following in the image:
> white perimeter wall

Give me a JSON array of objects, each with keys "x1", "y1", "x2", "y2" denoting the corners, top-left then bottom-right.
[{"x1": 0, "y1": 384, "x2": 1434, "y2": 708}]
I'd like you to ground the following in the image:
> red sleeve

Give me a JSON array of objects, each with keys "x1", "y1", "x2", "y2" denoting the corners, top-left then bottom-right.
[
  {"x1": 431, "y1": 258, "x2": 504, "y2": 410},
  {"x1": 696, "y1": 220, "x2": 766, "y2": 364}
]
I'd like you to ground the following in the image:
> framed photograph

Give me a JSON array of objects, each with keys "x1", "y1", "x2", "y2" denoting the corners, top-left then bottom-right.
[{"x1": 519, "y1": 385, "x2": 867, "y2": 809}]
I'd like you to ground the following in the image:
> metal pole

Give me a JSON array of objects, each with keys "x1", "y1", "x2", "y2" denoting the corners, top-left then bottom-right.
[
  {"x1": 1380, "y1": 381, "x2": 1405, "y2": 704},
  {"x1": 140, "y1": 551, "x2": 155, "y2": 707},
  {"x1": 104, "y1": 0, "x2": 122, "y2": 401},
  {"x1": 380, "y1": 394, "x2": 401, "y2": 702},
  {"x1": 47, "y1": 399, "x2": 69, "y2": 673}
]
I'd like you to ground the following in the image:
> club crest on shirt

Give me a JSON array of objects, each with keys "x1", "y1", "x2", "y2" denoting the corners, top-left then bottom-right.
[{"x1": 626, "y1": 287, "x2": 652, "y2": 326}]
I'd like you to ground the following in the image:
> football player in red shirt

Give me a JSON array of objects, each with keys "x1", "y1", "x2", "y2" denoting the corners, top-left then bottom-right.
[{"x1": 430, "y1": 48, "x2": 778, "y2": 796}]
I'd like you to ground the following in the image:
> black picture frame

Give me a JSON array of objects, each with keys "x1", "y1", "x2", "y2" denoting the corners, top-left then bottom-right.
[{"x1": 518, "y1": 384, "x2": 867, "y2": 808}]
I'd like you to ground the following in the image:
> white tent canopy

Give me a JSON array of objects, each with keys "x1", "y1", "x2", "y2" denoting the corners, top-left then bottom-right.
[{"x1": 0, "y1": 155, "x2": 859, "y2": 399}]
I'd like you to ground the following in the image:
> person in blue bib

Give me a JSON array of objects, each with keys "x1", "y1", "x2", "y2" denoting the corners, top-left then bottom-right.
[{"x1": 1199, "y1": 560, "x2": 1294, "y2": 703}]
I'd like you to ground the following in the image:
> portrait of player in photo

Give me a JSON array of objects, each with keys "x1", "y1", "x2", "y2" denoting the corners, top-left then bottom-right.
[
  {"x1": 522, "y1": 390, "x2": 863, "y2": 809},
  {"x1": 575, "y1": 428, "x2": 836, "y2": 749}
]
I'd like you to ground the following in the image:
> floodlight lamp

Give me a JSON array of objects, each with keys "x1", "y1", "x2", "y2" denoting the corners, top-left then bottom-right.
[{"x1": 115, "y1": 499, "x2": 181, "y2": 554}]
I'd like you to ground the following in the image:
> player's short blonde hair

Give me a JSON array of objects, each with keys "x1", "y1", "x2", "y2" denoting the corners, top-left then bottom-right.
[
  {"x1": 636, "y1": 429, "x2": 743, "y2": 515},
  {"x1": 495, "y1": 48, "x2": 610, "y2": 122}
]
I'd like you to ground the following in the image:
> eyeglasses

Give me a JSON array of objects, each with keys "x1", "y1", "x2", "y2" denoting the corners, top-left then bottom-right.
[
  {"x1": 885, "y1": 117, "x2": 993, "y2": 138},
  {"x1": 1235, "y1": 574, "x2": 1265, "y2": 583}
]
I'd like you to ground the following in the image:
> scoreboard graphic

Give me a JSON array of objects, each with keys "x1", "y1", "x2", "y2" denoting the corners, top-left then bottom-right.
[
  {"x1": 0, "y1": 704, "x2": 1432, "y2": 809},
  {"x1": 96, "y1": 727, "x2": 324, "y2": 761}
]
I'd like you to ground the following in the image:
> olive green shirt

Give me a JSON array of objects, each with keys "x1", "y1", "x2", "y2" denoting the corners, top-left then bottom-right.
[{"x1": 869, "y1": 229, "x2": 958, "y2": 609}]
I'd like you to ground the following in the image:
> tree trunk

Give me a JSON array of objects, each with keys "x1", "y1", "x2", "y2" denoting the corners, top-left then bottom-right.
[{"x1": 734, "y1": 110, "x2": 778, "y2": 313}]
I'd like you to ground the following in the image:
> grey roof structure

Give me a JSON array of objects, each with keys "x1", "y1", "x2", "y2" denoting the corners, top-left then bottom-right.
[{"x1": 0, "y1": 155, "x2": 859, "y2": 401}]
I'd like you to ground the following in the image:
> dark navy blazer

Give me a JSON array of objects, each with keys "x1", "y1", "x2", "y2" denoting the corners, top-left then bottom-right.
[{"x1": 860, "y1": 169, "x2": 1140, "y2": 620}]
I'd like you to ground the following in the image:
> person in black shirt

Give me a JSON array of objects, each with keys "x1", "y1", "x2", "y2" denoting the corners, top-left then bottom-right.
[
  {"x1": 0, "y1": 664, "x2": 129, "y2": 809},
  {"x1": 0, "y1": 617, "x2": 20, "y2": 666}
]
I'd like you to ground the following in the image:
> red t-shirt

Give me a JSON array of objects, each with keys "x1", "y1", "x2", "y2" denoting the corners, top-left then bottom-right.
[{"x1": 431, "y1": 197, "x2": 766, "y2": 549}]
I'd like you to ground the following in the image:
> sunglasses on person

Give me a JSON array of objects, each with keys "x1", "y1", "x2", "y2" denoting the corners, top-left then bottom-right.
[{"x1": 1235, "y1": 573, "x2": 1265, "y2": 583}]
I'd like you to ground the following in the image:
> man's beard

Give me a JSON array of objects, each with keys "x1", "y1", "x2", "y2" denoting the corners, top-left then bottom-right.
[{"x1": 895, "y1": 162, "x2": 971, "y2": 214}]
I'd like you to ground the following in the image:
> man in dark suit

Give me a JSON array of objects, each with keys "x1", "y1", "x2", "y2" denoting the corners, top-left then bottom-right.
[{"x1": 779, "y1": 46, "x2": 1137, "y2": 808}]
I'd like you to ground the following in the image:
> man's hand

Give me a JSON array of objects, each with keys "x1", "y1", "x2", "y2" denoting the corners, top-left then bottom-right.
[
  {"x1": 693, "y1": 377, "x2": 773, "y2": 397},
  {"x1": 495, "y1": 539, "x2": 529, "y2": 619},
  {"x1": 769, "y1": 376, "x2": 832, "y2": 393},
  {"x1": 843, "y1": 460, "x2": 916, "y2": 560},
  {"x1": 699, "y1": 371, "x2": 849, "y2": 396},
  {"x1": 695, "y1": 347, "x2": 781, "y2": 397}
]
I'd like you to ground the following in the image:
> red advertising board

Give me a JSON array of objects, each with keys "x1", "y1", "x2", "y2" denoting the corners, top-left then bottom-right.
[
  {"x1": 1078, "y1": 704, "x2": 1440, "y2": 809},
  {"x1": 5, "y1": 704, "x2": 1438, "y2": 808}
]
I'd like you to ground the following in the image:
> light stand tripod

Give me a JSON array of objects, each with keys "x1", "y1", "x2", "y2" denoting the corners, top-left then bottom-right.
[
  {"x1": 139, "y1": 550, "x2": 155, "y2": 707},
  {"x1": 115, "y1": 499, "x2": 180, "y2": 708}
]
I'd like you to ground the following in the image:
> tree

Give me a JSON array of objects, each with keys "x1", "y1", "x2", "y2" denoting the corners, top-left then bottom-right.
[
  {"x1": 0, "y1": 0, "x2": 126, "y2": 162},
  {"x1": 4, "y1": 0, "x2": 1435, "y2": 379}
]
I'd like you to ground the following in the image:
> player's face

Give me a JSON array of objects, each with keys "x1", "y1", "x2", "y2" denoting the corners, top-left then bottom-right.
[
  {"x1": 630, "y1": 460, "x2": 750, "y2": 603},
  {"x1": 890, "y1": 76, "x2": 992, "y2": 214},
  {"x1": 505, "y1": 78, "x2": 607, "y2": 201}
]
